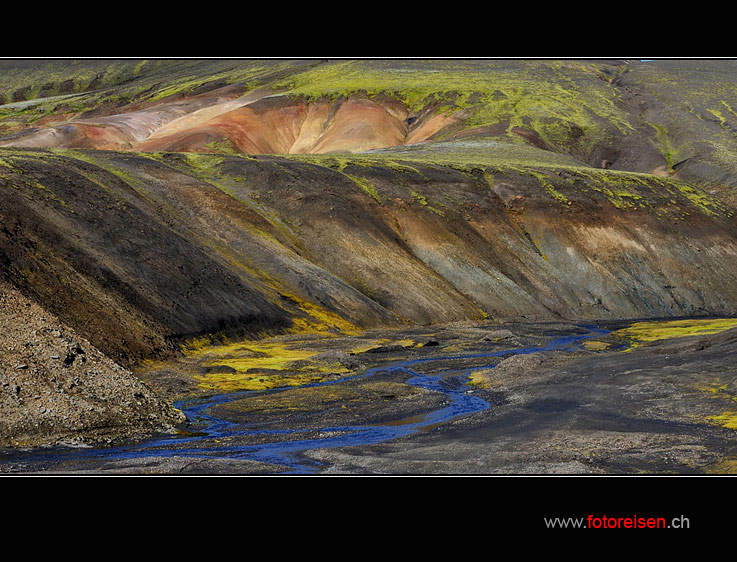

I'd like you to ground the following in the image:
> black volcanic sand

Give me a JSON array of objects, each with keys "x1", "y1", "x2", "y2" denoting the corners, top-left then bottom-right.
[
  {"x1": 305, "y1": 323, "x2": 737, "y2": 475},
  {"x1": 2, "y1": 320, "x2": 737, "y2": 475}
]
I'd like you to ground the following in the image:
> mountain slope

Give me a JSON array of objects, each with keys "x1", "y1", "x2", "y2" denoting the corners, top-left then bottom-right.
[
  {"x1": 1, "y1": 146, "x2": 736, "y2": 368},
  {"x1": 2, "y1": 58, "x2": 737, "y2": 366}
]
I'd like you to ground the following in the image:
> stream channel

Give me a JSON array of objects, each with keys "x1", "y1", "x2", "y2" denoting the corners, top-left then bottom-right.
[{"x1": 0, "y1": 325, "x2": 610, "y2": 474}]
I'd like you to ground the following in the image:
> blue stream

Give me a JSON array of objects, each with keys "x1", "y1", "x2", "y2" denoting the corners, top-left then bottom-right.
[{"x1": 2, "y1": 325, "x2": 609, "y2": 474}]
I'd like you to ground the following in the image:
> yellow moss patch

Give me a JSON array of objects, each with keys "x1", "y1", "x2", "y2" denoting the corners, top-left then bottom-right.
[
  {"x1": 205, "y1": 341, "x2": 317, "y2": 370},
  {"x1": 179, "y1": 301, "x2": 365, "y2": 393},
  {"x1": 180, "y1": 334, "x2": 222, "y2": 354},
  {"x1": 706, "y1": 458, "x2": 737, "y2": 474},
  {"x1": 467, "y1": 371, "x2": 492, "y2": 388},
  {"x1": 613, "y1": 318, "x2": 737, "y2": 351},
  {"x1": 582, "y1": 340, "x2": 611, "y2": 351},
  {"x1": 283, "y1": 293, "x2": 361, "y2": 336},
  {"x1": 694, "y1": 379, "x2": 737, "y2": 435},
  {"x1": 189, "y1": 339, "x2": 344, "y2": 392},
  {"x1": 694, "y1": 380, "x2": 730, "y2": 396},
  {"x1": 347, "y1": 341, "x2": 385, "y2": 354},
  {"x1": 196, "y1": 371, "x2": 329, "y2": 393},
  {"x1": 392, "y1": 338, "x2": 416, "y2": 347},
  {"x1": 177, "y1": 294, "x2": 361, "y2": 356},
  {"x1": 707, "y1": 411, "x2": 737, "y2": 430},
  {"x1": 345, "y1": 337, "x2": 416, "y2": 354}
]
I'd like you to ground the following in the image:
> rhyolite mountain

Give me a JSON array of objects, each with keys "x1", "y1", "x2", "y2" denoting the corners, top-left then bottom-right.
[{"x1": 3, "y1": 58, "x2": 737, "y2": 369}]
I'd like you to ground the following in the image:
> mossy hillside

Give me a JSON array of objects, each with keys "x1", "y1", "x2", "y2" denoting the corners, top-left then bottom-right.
[
  {"x1": 0, "y1": 60, "x2": 147, "y2": 133},
  {"x1": 283, "y1": 141, "x2": 730, "y2": 219},
  {"x1": 3, "y1": 142, "x2": 729, "y2": 225},
  {"x1": 0, "y1": 59, "x2": 314, "y2": 133},
  {"x1": 0, "y1": 59, "x2": 301, "y2": 105},
  {"x1": 0, "y1": 59, "x2": 632, "y2": 145},
  {"x1": 7, "y1": 59, "x2": 737, "y2": 192},
  {"x1": 0, "y1": 147, "x2": 317, "y2": 349},
  {"x1": 144, "y1": 150, "x2": 304, "y2": 240},
  {"x1": 202, "y1": 59, "x2": 737, "y2": 189},
  {"x1": 620, "y1": 61, "x2": 737, "y2": 189},
  {"x1": 13, "y1": 144, "x2": 720, "y2": 264},
  {"x1": 272, "y1": 59, "x2": 634, "y2": 155},
  {"x1": 8, "y1": 59, "x2": 737, "y2": 191},
  {"x1": 0, "y1": 60, "x2": 142, "y2": 104}
]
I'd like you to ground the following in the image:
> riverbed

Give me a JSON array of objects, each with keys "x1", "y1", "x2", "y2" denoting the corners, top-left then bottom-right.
[{"x1": 3, "y1": 318, "x2": 737, "y2": 475}]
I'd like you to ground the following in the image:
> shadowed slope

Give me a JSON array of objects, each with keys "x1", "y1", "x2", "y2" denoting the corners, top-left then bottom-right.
[
  {"x1": 2, "y1": 147, "x2": 737, "y2": 368},
  {"x1": 3, "y1": 59, "x2": 737, "y2": 368}
]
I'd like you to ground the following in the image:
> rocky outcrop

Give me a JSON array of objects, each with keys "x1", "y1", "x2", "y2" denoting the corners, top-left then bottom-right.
[{"x1": 0, "y1": 279, "x2": 185, "y2": 448}]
